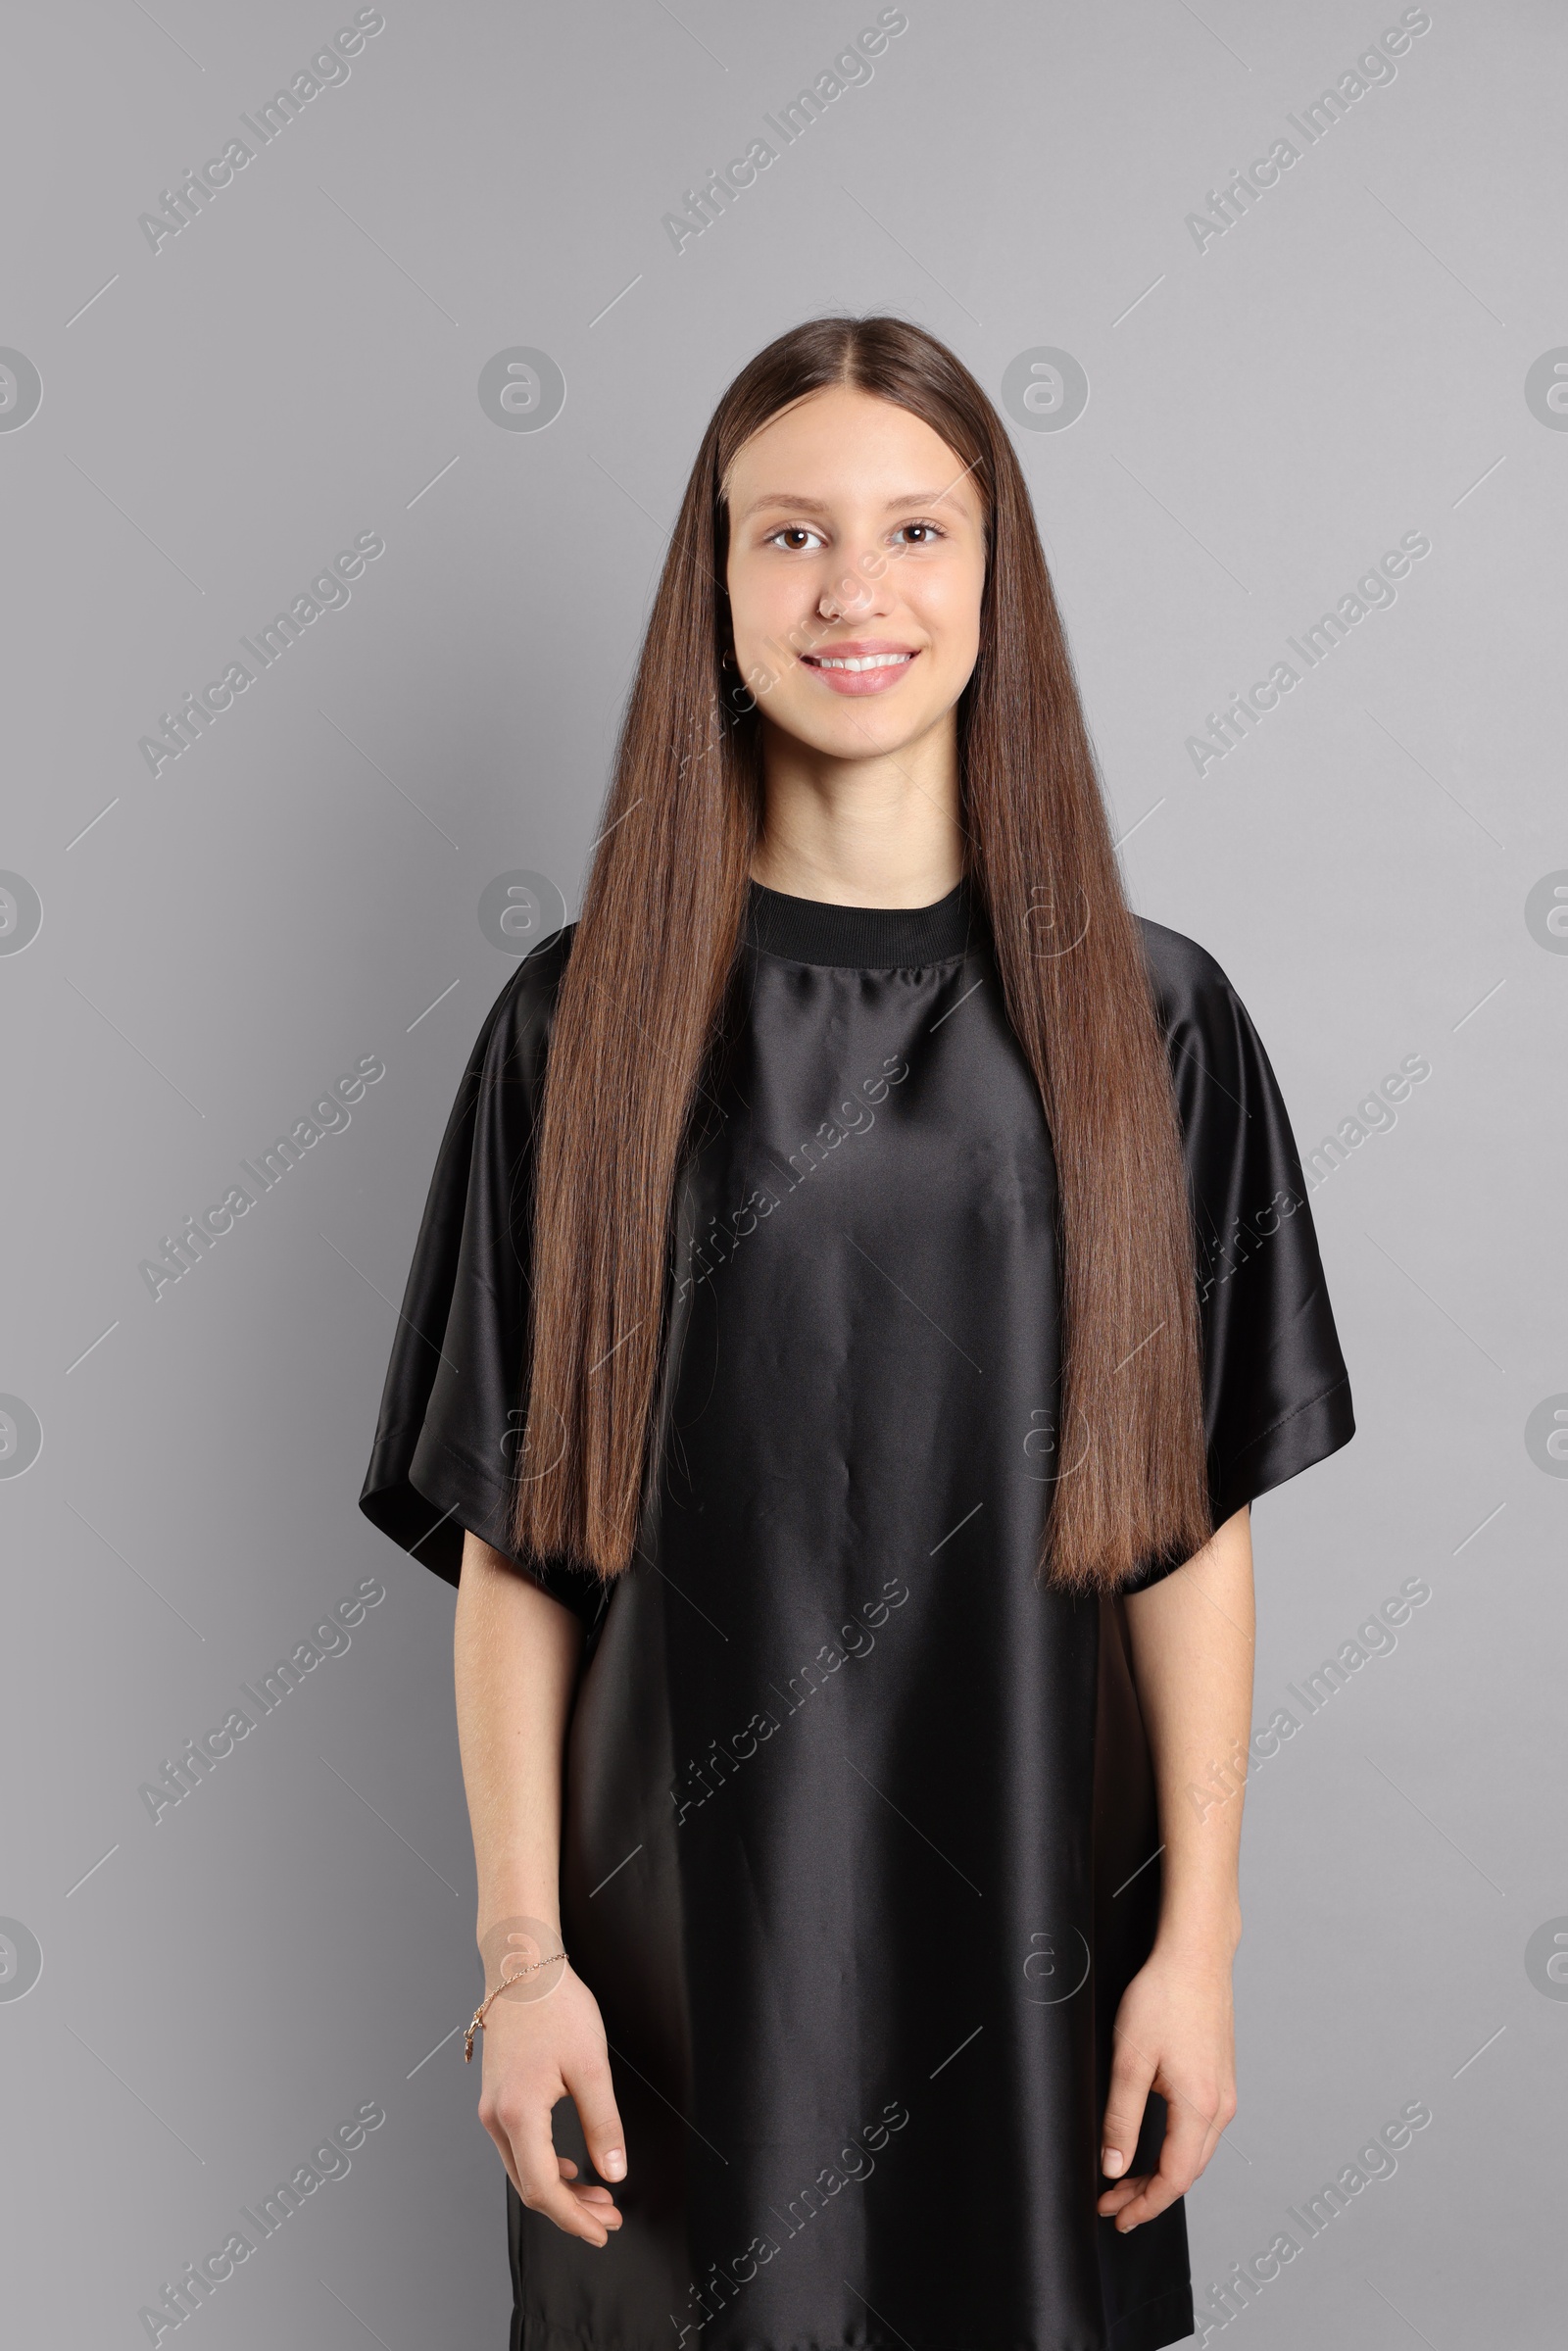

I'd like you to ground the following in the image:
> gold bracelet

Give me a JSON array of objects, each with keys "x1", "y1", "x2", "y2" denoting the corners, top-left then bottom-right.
[{"x1": 464, "y1": 1947, "x2": 568, "y2": 2062}]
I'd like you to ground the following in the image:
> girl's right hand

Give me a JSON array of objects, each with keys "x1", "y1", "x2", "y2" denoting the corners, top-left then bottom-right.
[{"x1": 475, "y1": 1964, "x2": 628, "y2": 2245}]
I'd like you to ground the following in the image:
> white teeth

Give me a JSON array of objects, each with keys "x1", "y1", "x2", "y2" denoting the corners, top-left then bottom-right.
[{"x1": 811, "y1": 653, "x2": 912, "y2": 671}]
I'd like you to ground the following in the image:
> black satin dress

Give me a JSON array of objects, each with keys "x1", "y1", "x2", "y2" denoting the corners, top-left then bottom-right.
[{"x1": 360, "y1": 878, "x2": 1353, "y2": 2351}]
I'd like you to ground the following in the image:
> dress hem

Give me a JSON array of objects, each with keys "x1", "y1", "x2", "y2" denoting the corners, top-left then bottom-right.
[{"x1": 511, "y1": 2279, "x2": 1196, "y2": 2351}]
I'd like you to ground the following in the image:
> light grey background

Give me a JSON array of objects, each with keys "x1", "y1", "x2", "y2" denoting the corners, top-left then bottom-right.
[{"x1": 2, "y1": 1, "x2": 1562, "y2": 2343}]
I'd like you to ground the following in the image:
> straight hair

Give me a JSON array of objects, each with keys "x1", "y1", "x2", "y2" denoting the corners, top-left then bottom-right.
[{"x1": 512, "y1": 315, "x2": 1211, "y2": 1596}]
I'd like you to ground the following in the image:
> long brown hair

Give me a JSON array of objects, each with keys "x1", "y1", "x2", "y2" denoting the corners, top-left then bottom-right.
[{"x1": 512, "y1": 315, "x2": 1211, "y2": 1596}]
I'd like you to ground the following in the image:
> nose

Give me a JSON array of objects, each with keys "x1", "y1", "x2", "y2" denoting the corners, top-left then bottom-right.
[{"x1": 817, "y1": 555, "x2": 895, "y2": 625}]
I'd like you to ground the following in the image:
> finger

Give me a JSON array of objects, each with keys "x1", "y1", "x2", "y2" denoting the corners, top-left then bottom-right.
[
  {"x1": 1112, "y1": 2095, "x2": 1214, "y2": 2232},
  {"x1": 571, "y1": 2189, "x2": 622, "y2": 2227},
  {"x1": 564, "y1": 2163, "x2": 620, "y2": 2212},
  {"x1": 557, "y1": 2155, "x2": 620, "y2": 2219},
  {"x1": 1112, "y1": 2172, "x2": 1181, "y2": 2231},
  {"x1": 1096, "y1": 2173, "x2": 1150, "y2": 2218},
  {"x1": 508, "y1": 2096, "x2": 615, "y2": 2245},
  {"x1": 563, "y1": 2048, "x2": 629, "y2": 2185},
  {"x1": 1100, "y1": 2035, "x2": 1157, "y2": 2181},
  {"x1": 509, "y1": 2141, "x2": 619, "y2": 2231}
]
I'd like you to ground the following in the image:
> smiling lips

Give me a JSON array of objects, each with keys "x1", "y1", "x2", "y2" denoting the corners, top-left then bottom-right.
[{"x1": 800, "y1": 639, "x2": 919, "y2": 697}]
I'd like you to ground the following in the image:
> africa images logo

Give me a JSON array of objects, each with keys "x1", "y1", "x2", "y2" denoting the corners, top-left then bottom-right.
[
  {"x1": 136, "y1": 11, "x2": 387, "y2": 255},
  {"x1": 660, "y1": 10, "x2": 908, "y2": 253},
  {"x1": 136, "y1": 533, "x2": 386, "y2": 779},
  {"x1": 0, "y1": 348, "x2": 43, "y2": 431}
]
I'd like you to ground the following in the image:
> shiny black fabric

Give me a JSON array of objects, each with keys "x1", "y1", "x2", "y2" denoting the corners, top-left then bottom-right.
[{"x1": 360, "y1": 879, "x2": 1354, "y2": 2351}]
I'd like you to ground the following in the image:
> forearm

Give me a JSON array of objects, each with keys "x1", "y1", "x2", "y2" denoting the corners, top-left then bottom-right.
[
  {"x1": 454, "y1": 1531, "x2": 627, "y2": 2239},
  {"x1": 454, "y1": 1527, "x2": 584, "y2": 1938},
  {"x1": 1098, "y1": 1505, "x2": 1253, "y2": 2213},
  {"x1": 1122, "y1": 1502, "x2": 1254, "y2": 1954}
]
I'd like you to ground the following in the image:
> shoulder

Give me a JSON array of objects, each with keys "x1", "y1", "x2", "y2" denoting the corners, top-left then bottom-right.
[
  {"x1": 1134, "y1": 914, "x2": 1242, "y2": 1038},
  {"x1": 1133, "y1": 915, "x2": 1279, "y2": 1122},
  {"x1": 470, "y1": 920, "x2": 578, "y2": 1077},
  {"x1": 440, "y1": 924, "x2": 577, "y2": 1150}
]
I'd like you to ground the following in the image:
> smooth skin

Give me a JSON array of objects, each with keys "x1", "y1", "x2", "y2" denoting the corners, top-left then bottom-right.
[
  {"x1": 724, "y1": 381, "x2": 983, "y2": 908},
  {"x1": 457, "y1": 1530, "x2": 625, "y2": 2245},
  {"x1": 1101, "y1": 1502, "x2": 1251, "y2": 2229},
  {"x1": 456, "y1": 382, "x2": 1255, "y2": 2242}
]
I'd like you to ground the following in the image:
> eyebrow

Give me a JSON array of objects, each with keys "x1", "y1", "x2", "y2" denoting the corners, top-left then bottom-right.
[{"x1": 736, "y1": 489, "x2": 963, "y2": 522}]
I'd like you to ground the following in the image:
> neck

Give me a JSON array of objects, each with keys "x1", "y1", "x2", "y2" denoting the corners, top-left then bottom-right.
[{"x1": 748, "y1": 710, "x2": 964, "y2": 907}]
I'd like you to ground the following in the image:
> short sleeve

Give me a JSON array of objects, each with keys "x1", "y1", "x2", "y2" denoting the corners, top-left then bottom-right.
[
  {"x1": 357, "y1": 928, "x2": 607, "y2": 1634},
  {"x1": 1128, "y1": 920, "x2": 1356, "y2": 1586}
]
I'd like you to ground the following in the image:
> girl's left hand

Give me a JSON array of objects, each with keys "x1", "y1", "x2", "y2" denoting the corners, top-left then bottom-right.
[{"x1": 1096, "y1": 1939, "x2": 1238, "y2": 2231}]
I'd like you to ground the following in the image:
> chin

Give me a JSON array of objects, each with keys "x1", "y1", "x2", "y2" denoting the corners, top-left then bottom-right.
[{"x1": 786, "y1": 703, "x2": 941, "y2": 761}]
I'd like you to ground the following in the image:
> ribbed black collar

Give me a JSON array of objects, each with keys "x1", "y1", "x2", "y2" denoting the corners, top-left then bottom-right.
[{"x1": 744, "y1": 876, "x2": 981, "y2": 968}]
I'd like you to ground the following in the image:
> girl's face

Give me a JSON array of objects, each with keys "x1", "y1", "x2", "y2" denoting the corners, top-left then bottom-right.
[{"x1": 722, "y1": 384, "x2": 987, "y2": 765}]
